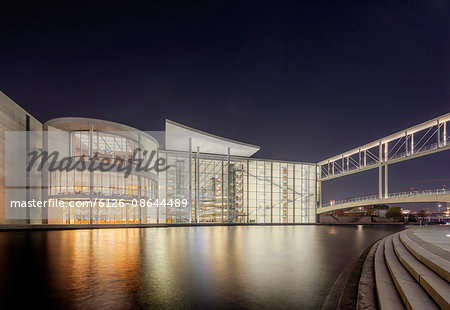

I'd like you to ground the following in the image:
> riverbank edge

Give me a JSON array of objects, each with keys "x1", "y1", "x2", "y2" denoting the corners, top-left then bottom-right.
[
  {"x1": 0, "y1": 222, "x2": 406, "y2": 232},
  {"x1": 337, "y1": 240, "x2": 379, "y2": 310}
]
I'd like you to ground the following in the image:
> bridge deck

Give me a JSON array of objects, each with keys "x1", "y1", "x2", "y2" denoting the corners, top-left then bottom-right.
[{"x1": 317, "y1": 189, "x2": 450, "y2": 214}]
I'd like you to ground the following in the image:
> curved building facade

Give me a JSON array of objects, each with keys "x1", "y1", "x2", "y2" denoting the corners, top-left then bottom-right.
[{"x1": 44, "y1": 117, "x2": 159, "y2": 224}]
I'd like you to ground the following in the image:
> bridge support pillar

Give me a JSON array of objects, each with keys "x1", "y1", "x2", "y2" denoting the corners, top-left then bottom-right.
[
  {"x1": 379, "y1": 165, "x2": 382, "y2": 198},
  {"x1": 379, "y1": 164, "x2": 389, "y2": 199},
  {"x1": 438, "y1": 120, "x2": 441, "y2": 147},
  {"x1": 444, "y1": 121, "x2": 447, "y2": 146},
  {"x1": 384, "y1": 164, "x2": 388, "y2": 198},
  {"x1": 379, "y1": 141, "x2": 382, "y2": 199}
]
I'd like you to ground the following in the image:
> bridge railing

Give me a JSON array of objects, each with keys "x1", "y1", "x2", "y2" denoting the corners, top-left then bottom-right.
[
  {"x1": 320, "y1": 141, "x2": 448, "y2": 180},
  {"x1": 322, "y1": 188, "x2": 448, "y2": 208}
]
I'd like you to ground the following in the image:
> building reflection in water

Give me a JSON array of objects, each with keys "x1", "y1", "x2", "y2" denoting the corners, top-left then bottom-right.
[{"x1": 0, "y1": 225, "x2": 404, "y2": 309}]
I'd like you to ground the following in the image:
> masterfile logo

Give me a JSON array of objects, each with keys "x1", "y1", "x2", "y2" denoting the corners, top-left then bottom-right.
[{"x1": 27, "y1": 148, "x2": 169, "y2": 177}]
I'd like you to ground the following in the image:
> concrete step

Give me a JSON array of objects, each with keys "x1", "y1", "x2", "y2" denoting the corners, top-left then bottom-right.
[
  {"x1": 399, "y1": 230, "x2": 450, "y2": 282},
  {"x1": 374, "y1": 237, "x2": 406, "y2": 310},
  {"x1": 407, "y1": 228, "x2": 450, "y2": 257},
  {"x1": 384, "y1": 235, "x2": 439, "y2": 310},
  {"x1": 393, "y1": 233, "x2": 450, "y2": 309}
]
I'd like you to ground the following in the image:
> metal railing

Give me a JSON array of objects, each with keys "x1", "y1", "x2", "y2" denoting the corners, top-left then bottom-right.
[
  {"x1": 320, "y1": 140, "x2": 450, "y2": 179},
  {"x1": 322, "y1": 188, "x2": 448, "y2": 208}
]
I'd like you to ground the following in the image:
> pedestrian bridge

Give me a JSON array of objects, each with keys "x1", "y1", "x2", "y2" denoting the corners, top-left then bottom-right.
[{"x1": 317, "y1": 189, "x2": 450, "y2": 214}]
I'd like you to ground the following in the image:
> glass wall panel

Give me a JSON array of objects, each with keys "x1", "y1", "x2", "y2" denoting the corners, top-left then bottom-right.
[{"x1": 51, "y1": 130, "x2": 159, "y2": 224}]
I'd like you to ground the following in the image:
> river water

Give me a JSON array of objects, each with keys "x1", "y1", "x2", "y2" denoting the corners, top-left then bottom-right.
[{"x1": 0, "y1": 225, "x2": 403, "y2": 309}]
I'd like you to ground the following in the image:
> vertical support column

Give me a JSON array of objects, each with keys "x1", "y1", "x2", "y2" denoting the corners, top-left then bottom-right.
[
  {"x1": 364, "y1": 150, "x2": 367, "y2": 167},
  {"x1": 437, "y1": 120, "x2": 441, "y2": 147},
  {"x1": 341, "y1": 155, "x2": 344, "y2": 173},
  {"x1": 270, "y1": 162, "x2": 273, "y2": 224},
  {"x1": 378, "y1": 141, "x2": 382, "y2": 199},
  {"x1": 157, "y1": 151, "x2": 161, "y2": 224},
  {"x1": 444, "y1": 121, "x2": 447, "y2": 146},
  {"x1": 26, "y1": 115, "x2": 30, "y2": 224},
  {"x1": 246, "y1": 161, "x2": 249, "y2": 223},
  {"x1": 293, "y1": 166, "x2": 296, "y2": 223},
  {"x1": 384, "y1": 142, "x2": 388, "y2": 198},
  {"x1": 89, "y1": 122, "x2": 93, "y2": 225},
  {"x1": 379, "y1": 165, "x2": 383, "y2": 199},
  {"x1": 317, "y1": 167, "x2": 321, "y2": 224},
  {"x1": 411, "y1": 133, "x2": 414, "y2": 154},
  {"x1": 196, "y1": 146, "x2": 200, "y2": 223},
  {"x1": 384, "y1": 142, "x2": 388, "y2": 162},
  {"x1": 42, "y1": 124, "x2": 49, "y2": 224},
  {"x1": 221, "y1": 161, "x2": 224, "y2": 222},
  {"x1": 405, "y1": 131, "x2": 408, "y2": 156},
  {"x1": 384, "y1": 164, "x2": 388, "y2": 198},
  {"x1": 358, "y1": 148, "x2": 361, "y2": 169},
  {"x1": 227, "y1": 147, "x2": 230, "y2": 223},
  {"x1": 188, "y1": 138, "x2": 192, "y2": 223},
  {"x1": 138, "y1": 134, "x2": 142, "y2": 224}
]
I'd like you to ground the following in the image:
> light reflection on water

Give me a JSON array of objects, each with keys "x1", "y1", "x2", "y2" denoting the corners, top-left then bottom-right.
[{"x1": 0, "y1": 225, "x2": 403, "y2": 309}]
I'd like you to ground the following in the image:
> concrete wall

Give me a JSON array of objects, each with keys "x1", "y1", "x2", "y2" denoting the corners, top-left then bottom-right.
[
  {"x1": 0, "y1": 91, "x2": 42, "y2": 224},
  {"x1": 320, "y1": 215, "x2": 372, "y2": 224}
]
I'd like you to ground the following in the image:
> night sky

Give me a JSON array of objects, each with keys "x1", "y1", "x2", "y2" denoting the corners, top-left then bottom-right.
[{"x1": 1, "y1": 1, "x2": 449, "y2": 208}]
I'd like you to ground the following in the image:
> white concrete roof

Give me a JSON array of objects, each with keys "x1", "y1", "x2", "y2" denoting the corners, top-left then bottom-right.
[{"x1": 165, "y1": 120, "x2": 260, "y2": 157}]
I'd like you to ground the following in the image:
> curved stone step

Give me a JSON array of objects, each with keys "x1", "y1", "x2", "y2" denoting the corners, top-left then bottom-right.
[
  {"x1": 406, "y1": 229, "x2": 450, "y2": 261},
  {"x1": 393, "y1": 233, "x2": 450, "y2": 309},
  {"x1": 384, "y1": 235, "x2": 439, "y2": 310},
  {"x1": 374, "y1": 237, "x2": 405, "y2": 310},
  {"x1": 399, "y1": 230, "x2": 450, "y2": 282}
]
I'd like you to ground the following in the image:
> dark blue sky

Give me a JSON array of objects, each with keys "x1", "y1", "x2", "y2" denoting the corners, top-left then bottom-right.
[{"x1": 1, "y1": 1, "x2": 449, "y2": 207}]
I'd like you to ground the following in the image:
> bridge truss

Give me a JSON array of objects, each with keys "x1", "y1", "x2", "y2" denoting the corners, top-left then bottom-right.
[{"x1": 317, "y1": 113, "x2": 450, "y2": 208}]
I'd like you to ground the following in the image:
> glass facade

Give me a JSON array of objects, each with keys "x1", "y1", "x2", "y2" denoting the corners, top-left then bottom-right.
[
  {"x1": 43, "y1": 119, "x2": 318, "y2": 225},
  {"x1": 161, "y1": 152, "x2": 317, "y2": 224},
  {"x1": 45, "y1": 125, "x2": 159, "y2": 224},
  {"x1": 71, "y1": 131, "x2": 141, "y2": 163}
]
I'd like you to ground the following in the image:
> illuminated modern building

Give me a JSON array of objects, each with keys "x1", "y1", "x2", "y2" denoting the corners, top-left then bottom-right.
[
  {"x1": 161, "y1": 120, "x2": 317, "y2": 224},
  {"x1": 0, "y1": 91, "x2": 318, "y2": 225},
  {"x1": 44, "y1": 117, "x2": 159, "y2": 224}
]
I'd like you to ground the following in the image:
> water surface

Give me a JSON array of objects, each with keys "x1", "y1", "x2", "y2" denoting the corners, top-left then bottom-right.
[{"x1": 0, "y1": 225, "x2": 403, "y2": 309}]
